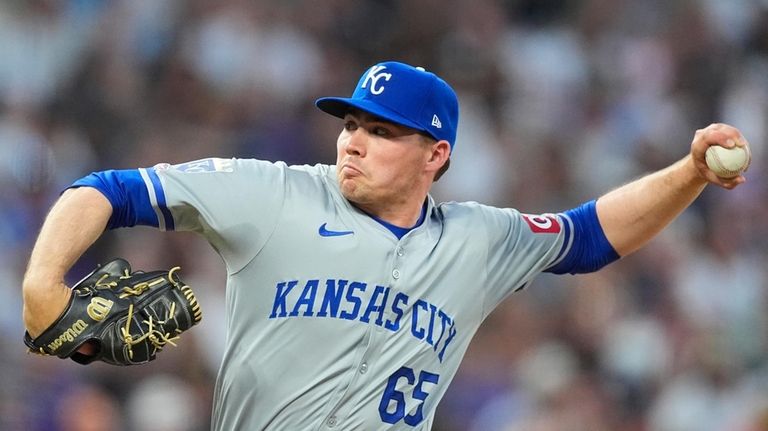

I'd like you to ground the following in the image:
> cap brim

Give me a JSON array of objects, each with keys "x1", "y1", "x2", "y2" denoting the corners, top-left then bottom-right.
[{"x1": 315, "y1": 97, "x2": 425, "y2": 133}]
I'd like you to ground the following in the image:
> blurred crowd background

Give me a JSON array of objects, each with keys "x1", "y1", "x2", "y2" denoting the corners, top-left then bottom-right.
[{"x1": 2, "y1": 0, "x2": 768, "y2": 430}]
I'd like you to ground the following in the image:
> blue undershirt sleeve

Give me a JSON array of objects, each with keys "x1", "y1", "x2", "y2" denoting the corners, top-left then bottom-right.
[
  {"x1": 69, "y1": 169, "x2": 167, "y2": 230},
  {"x1": 545, "y1": 200, "x2": 620, "y2": 274}
]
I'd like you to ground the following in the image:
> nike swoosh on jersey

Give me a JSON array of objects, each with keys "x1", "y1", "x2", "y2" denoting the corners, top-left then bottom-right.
[{"x1": 318, "y1": 223, "x2": 355, "y2": 237}]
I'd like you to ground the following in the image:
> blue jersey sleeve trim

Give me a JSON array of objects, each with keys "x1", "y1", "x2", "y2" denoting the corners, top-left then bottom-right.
[
  {"x1": 545, "y1": 200, "x2": 619, "y2": 274},
  {"x1": 69, "y1": 169, "x2": 168, "y2": 230},
  {"x1": 551, "y1": 213, "x2": 573, "y2": 265},
  {"x1": 139, "y1": 168, "x2": 175, "y2": 231}
]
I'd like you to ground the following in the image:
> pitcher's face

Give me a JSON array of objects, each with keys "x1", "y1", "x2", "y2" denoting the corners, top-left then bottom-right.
[{"x1": 336, "y1": 111, "x2": 434, "y2": 208}]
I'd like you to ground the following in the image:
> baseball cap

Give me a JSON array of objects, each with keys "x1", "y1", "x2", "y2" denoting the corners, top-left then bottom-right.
[{"x1": 316, "y1": 61, "x2": 459, "y2": 148}]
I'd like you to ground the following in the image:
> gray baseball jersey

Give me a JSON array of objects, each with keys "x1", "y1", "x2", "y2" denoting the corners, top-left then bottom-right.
[{"x1": 143, "y1": 157, "x2": 572, "y2": 430}]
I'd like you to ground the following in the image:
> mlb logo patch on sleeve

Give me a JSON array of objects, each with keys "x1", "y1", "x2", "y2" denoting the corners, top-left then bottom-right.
[
  {"x1": 172, "y1": 158, "x2": 234, "y2": 173},
  {"x1": 522, "y1": 214, "x2": 561, "y2": 234}
]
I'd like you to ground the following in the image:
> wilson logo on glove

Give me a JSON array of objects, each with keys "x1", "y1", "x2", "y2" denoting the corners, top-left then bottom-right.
[
  {"x1": 46, "y1": 320, "x2": 89, "y2": 353},
  {"x1": 86, "y1": 297, "x2": 114, "y2": 321},
  {"x1": 23, "y1": 258, "x2": 203, "y2": 366}
]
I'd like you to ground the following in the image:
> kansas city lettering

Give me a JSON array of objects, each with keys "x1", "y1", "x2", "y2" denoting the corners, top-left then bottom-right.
[
  {"x1": 269, "y1": 279, "x2": 457, "y2": 362},
  {"x1": 47, "y1": 319, "x2": 89, "y2": 352}
]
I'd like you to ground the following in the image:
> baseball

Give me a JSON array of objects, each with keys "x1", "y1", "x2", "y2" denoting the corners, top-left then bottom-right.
[{"x1": 705, "y1": 144, "x2": 751, "y2": 178}]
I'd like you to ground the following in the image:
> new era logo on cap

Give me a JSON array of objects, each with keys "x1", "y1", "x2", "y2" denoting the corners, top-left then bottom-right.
[{"x1": 315, "y1": 61, "x2": 459, "y2": 148}]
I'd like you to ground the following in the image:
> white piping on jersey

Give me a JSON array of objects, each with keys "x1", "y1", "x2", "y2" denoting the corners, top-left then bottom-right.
[
  {"x1": 139, "y1": 168, "x2": 167, "y2": 231},
  {"x1": 549, "y1": 212, "x2": 575, "y2": 269}
]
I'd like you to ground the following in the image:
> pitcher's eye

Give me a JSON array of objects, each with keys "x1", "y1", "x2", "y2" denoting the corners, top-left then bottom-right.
[{"x1": 372, "y1": 126, "x2": 390, "y2": 137}]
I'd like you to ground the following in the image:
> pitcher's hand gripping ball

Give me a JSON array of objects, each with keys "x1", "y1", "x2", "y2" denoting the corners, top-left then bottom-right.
[
  {"x1": 24, "y1": 258, "x2": 202, "y2": 366},
  {"x1": 705, "y1": 144, "x2": 751, "y2": 178}
]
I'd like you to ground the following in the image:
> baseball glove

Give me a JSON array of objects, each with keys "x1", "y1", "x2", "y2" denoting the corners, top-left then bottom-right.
[{"x1": 24, "y1": 258, "x2": 202, "y2": 366}]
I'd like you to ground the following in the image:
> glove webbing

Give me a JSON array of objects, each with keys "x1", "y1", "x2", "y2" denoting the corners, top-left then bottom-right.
[{"x1": 118, "y1": 267, "x2": 201, "y2": 360}]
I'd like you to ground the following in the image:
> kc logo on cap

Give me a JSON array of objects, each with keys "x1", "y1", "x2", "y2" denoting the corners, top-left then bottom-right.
[
  {"x1": 361, "y1": 65, "x2": 392, "y2": 95},
  {"x1": 315, "y1": 61, "x2": 460, "y2": 148}
]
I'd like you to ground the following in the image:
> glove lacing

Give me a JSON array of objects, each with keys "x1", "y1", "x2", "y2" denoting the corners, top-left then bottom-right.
[{"x1": 119, "y1": 267, "x2": 187, "y2": 360}]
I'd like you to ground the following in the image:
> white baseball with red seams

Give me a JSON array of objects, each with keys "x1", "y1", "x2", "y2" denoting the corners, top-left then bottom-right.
[{"x1": 705, "y1": 144, "x2": 751, "y2": 178}]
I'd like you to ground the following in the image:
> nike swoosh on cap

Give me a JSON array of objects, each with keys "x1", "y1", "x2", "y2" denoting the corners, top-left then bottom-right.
[{"x1": 318, "y1": 223, "x2": 354, "y2": 237}]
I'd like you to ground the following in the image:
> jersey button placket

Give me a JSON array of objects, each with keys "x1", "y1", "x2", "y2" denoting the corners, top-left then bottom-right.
[{"x1": 392, "y1": 244, "x2": 404, "y2": 280}]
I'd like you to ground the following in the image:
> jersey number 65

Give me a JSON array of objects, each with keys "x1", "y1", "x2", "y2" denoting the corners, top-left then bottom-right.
[{"x1": 378, "y1": 366, "x2": 440, "y2": 426}]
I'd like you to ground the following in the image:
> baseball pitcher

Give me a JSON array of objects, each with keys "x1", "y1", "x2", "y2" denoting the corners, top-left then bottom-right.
[{"x1": 22, "y1": 61, "x2": 749, "y2": 430}]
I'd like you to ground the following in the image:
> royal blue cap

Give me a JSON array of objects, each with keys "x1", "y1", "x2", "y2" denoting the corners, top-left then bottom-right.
[{"x1": 316, "y1": 61, "x2": 459, "y2": 148}]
